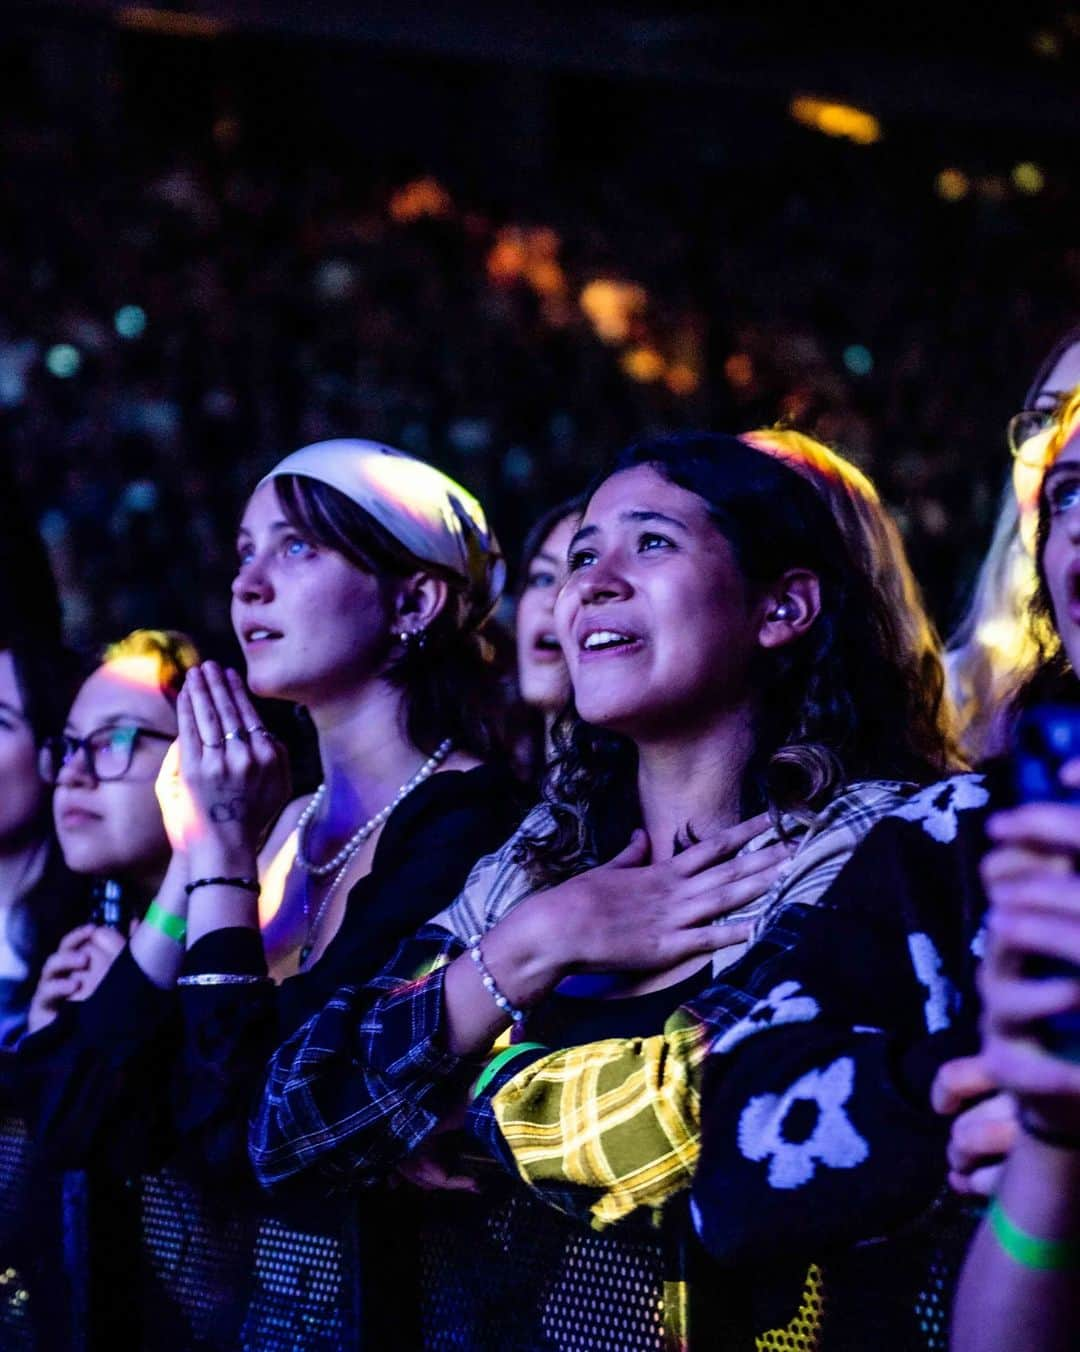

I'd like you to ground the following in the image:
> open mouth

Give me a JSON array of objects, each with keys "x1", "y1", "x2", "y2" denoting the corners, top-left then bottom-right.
[
  {"x1": 580, "y1": 629, "x2": 638, "y2": 653},
  {"x1": 245, "y1": 627, "x2": 282, "y2": 644},
  {"x1": 533, "y1": 633, "x2": 561, "y2": 653}
]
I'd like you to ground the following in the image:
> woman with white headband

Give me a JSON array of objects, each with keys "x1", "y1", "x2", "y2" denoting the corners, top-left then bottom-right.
[{"x1": 17, "y1": 445, "x2": 529, "y2": 1350}]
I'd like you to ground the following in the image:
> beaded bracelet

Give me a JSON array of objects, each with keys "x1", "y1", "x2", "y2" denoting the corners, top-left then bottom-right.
[
  {"x1": 184, "y1": 875, "x2": 260, "y2": 898},
  {"x1": 467, "y1": 934, "x2": 526, "y2": 1025},
  {"x1": 988, "y1": 1196, "x2": 1080, "y2": 1271},
  {"x1": 143, "y1": 900, "x2": 187, "y2": 945},
  {"x1": 1019, "y1": 1104, "x2": 1080, "y2": 1150}
]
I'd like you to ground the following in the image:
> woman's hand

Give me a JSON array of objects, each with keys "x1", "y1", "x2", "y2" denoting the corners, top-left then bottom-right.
[
  {"x1": 931, "y1": 1054, "x2": 1017, "y2": 1196},
  {"x1": 27, "y1": 924, "x2": 126, "y2": 1033},
  {"x1": 978, "y1": 810, "x2": 1080, "y2": 1137},
  {"x1": 174, "y1": 662, "x2": 289, "y2": 873},
  {"x1": 547, "y1": 813, "x2": 787, "y2": 975}
]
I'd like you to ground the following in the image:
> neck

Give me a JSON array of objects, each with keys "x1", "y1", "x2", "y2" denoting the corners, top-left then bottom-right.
[
  {"x1": 634, "y1": 704, "x2": 756, "y2": 860},
  {"x1": 308, "y1": 678, "x2": 430, "y2": 827},
  {"x1": 0, "y1": 833, "x2": 49, "y2": 910}
]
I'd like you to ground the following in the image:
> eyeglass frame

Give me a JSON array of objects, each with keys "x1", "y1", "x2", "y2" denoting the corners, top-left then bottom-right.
[
  {"x1": 1008, "y1": 390, "x2": 1075, "y2": 465},
  {"x1": 38, "y1": 724, "x2": 175, "y2": 785}
]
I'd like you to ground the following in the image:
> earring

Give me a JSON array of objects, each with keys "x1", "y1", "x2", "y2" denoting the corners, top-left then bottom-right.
[
  {"x1": 396, "y1": 627, "x2": 427, "y2": 650},
  {"x1": 770, "y1": 602, "x2": 796, "y2": 622}
]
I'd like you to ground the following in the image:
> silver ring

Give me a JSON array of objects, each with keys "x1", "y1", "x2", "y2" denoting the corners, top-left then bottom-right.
[
  {"x1": 202, "y1": 738, "x2": 224, "y2": 749},
  {"x1": 246, "y1": 725, "x2": 270, "y2": 736},
  {"x1": 223, "y1": 728, "x2": 247, "y2": 743}
]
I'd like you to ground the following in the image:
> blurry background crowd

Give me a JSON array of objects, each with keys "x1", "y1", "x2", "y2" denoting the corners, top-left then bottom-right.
[{"x1": 1, "y1": 0, "x2": 1078, "y2": 655}]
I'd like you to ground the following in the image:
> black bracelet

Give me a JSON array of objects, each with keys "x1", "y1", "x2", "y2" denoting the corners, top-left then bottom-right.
[
  {"x1": 1019, "y1": 1104, "x2": 1080, "y2": 1150},
  {"x1": 184, "y1": 875, "x2": 260, "y2": 898}
]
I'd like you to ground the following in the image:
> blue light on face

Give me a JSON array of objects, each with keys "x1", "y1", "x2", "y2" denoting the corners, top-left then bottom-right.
[
  {"x1": 842, "y1": 344, "x2": 874, "y2": 377},
  {"x1": 114, "y1": 305, "x2": 147, "y2": 340},
  {"x1": 45, "y1": 344, "x2": 81, "y2": 379}
]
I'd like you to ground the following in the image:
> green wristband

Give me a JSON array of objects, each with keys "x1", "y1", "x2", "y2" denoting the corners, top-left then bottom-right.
[
  {"x1": 988, "y1": 1196, "x2": 1080, "y2": 1271},
  {"x1": 470, "y1": 1043, "x2": 547, "y2": 1102},
  {"x1": 143, "y1": 900, "x2": 187, "y2": 945}
]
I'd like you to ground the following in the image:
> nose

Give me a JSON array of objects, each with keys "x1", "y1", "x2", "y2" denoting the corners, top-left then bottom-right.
[
  {"x1": 55, "y1": 743, "x2": 94, "y2": 788},
  {"x1": 232, "y1": 556, "x2": 273, "y2": 605},
  {"x1": 575, "y1": 552, "x2": 632, "y2": 605}
]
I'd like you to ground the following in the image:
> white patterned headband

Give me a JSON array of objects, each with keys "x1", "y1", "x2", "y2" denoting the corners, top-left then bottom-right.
[{"x1": 260, "y1": 440, "x2": 505, "y2": 622}]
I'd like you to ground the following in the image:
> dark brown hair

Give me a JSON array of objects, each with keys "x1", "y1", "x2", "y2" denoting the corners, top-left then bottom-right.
[{"x1": 517, "y1": 433, "x2": 953, "y2": 885}]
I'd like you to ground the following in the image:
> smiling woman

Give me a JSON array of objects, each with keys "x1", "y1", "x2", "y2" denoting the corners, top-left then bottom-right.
[{"x1": 248, "y1": 431, "x2": 959, "y2": 1348}]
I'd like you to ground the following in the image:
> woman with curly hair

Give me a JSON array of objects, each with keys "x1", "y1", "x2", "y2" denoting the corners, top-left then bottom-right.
[{"x1": 233, "y1": 430, "x2": 956, "y2": 1348}]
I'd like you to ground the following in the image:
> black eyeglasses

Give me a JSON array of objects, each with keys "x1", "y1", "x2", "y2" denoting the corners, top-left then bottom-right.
[
  {"x1": 1008, "y1": 391, "x2": 1074, "y2": 465},
  {"x1": 38, "y1": 725, "x2": 174, "y2": 785}
]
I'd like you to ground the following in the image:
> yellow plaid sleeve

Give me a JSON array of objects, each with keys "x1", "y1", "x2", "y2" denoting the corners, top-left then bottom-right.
[{"x1": 489, "y1": 1018, "x2": 708, "y2": 1229}]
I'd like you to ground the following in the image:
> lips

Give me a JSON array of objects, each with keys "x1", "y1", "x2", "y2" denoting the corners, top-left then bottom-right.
[
  {"x1": 242, "y1": 625, "x2": 283, "y2": 645},
  {"x1": 576, "y1": 622, "x2": 642, "y2": 656},
  {"x1": 57, "y1": 805, "x2": 102, "y2": 829}
]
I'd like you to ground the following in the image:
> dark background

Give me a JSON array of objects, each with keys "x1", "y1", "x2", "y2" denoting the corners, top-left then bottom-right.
[{"x1": 2, "y1": 1, "x2": 1078, "y2": 656}]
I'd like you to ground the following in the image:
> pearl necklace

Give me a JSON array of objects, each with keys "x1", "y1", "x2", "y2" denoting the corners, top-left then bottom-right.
[
  {"x1": 296, "y1": 739, "x2": 453, "y2": 968},
  {"x1": 295, "y1": 739, "x2": 454, "y2": 878}
]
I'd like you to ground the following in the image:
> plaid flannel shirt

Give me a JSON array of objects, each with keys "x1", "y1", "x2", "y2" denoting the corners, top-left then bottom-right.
[{"x1": 250, "y1": 779, "x2": 912, "y2": 1195}]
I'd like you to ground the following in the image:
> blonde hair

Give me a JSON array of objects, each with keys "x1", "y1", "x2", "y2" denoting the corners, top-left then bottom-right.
[
  {"x1": 101, "y1": 628, "x2": 200, "y2": 701},
  {"x1": 946, "y1": 383, "x2": 1080, "y2": 763}
]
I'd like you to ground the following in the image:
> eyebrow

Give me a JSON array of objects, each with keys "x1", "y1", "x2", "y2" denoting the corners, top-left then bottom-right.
[
  {"x1": 569, "y1": 509, "x2": 689, "y2": 551},
  {"x1": 64, "y1": 714, "x2": 166, "y2": 735},
  {"x1": 1043, "y1": 461, "x2": 1080, "y2": 482},
  {"x1": 236, "y1": 520, "x2": 292, "y2": 540},
  {"x1": 530, "y1": 550, "x2": 562, "y2": 567}
]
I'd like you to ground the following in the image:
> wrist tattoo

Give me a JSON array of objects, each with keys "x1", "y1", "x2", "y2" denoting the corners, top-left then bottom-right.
[{"x1": 209, "y1": 797, "x2": 247, "y2": 824}]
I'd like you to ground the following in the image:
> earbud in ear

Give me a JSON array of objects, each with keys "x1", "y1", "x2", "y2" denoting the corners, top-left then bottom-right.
[{"x1": 770, "y1": 601, "x2": 796, "y2": 622}]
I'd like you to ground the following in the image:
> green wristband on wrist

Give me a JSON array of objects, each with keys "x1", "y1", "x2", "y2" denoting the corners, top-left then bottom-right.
[
  {"x1": 143, "y1": 900, "x2": 187, "y2": 945},
  {"x1": 470, "y1": 1043, "x2": 547, "y2": 1102},
  {"x1": 988, "y1": 1196, "x2": 1080, "y2": 1271}
]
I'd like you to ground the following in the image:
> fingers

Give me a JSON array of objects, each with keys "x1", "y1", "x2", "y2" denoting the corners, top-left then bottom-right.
[
  {"x1": 682, "y1": 844, "x2": 792, "y2": 920},
  {"x1": 930, "y1": 1055, "x2": 998, "y2": 1116},
  {"x1": 57, "y1": 923, "x2": 97, "y2": 954},
  {"x1": 396, "y1": 1154, "x2": 481, "y2": 1194},
  {"x1": 225, "y1": 669, "x2": 264, "y2": 738},
  {"x1": 176, "y1": 685, "x2": 204, "y2": 772},
  {"x1": 40, "y1": 947, "x2": 91, "y2": 983},
  {"x1": 671, "y1": 813, "x2": 774, "y2": 878},
  {"x1": 948, "y1": 1163, "x2": 1004, "y2": 1198},
  {"x1": 946, "y1": 1095, "x2": 1018, "y2": 1177},
  {"x1": 987, "y1": 802, "x2": 1080, "y2": 855},
  {"x1": 987, "y1": 902, "x2": 1080, "y2": 969},
  {"x1": 982, "y1": 1032, "x2": 1080, "y2": 1101},
  {"x1": 87, "y1": 927, "x2": 126, "y2": 960},
  {"x1": 982, "y1": 844, "x2": 1072, "y2": 886},
  {"x1": 611, "y1": 829, "x2": 650, "y2": 868}
]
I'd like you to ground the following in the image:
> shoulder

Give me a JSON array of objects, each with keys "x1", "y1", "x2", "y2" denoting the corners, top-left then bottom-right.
[
  {"x1": 881, "y1": 772, "x2": 992, "y2": 844},
  {"x1": 258, "y1": 793, "x2": 313, "y2": 869}
]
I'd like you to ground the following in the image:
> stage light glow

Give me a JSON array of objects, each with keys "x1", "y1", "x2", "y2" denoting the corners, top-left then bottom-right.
[
  {"x1": 620, "y1": 346, "x2": 665, "y2": 383},
  {"x1": 724, "y1": 353, "x2": 754, "y2": 390},
  {"x1": 789, "y1": 96, "x2": 881, "y2": 146},
  {"x1": 843, "y1": 344, "x2": 873, "y2": 377},
  {"x1": 579, "y1": 279, "x2": 647, "y2": 344},
  {"x1": 665, "y1": 363, "x2": 700, "y2": 395},
  {"x1": 115, "y1": 305, "x2": 147, "y2": 339},
  {"x1": 935, "y1": 169, "x2": 969, "y2": 202},
  {"x1": 1012, "y1": 162, "x2": 1045, "y2": 194},
  {"x1": 389, "y1": 178, "x2": 453, "y2": 223},
  {"x1": 45, "y1": 344, "x2": 81, "y2": 379}
]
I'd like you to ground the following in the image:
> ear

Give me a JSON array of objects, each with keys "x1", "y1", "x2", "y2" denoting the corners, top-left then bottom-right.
[
  {"x1": 757, "y1": 569, "x2": 821, "y2": 650},
  {"x1": 392, "y1": 571, "x2": 450, "y2": 638}
]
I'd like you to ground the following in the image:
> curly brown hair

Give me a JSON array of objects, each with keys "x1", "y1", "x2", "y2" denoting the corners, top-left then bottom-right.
[{"x1": 516, "y1": 432, "x2": 958, "y2": 886}]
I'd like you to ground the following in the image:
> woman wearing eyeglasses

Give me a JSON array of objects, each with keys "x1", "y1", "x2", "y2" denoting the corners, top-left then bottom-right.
[{"x1": 25, "y1": 629, "x2": 198, "y2": 1036}]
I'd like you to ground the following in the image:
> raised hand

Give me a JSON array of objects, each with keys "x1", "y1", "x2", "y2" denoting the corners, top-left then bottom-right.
[
  {"x1": 931, "y1": 1054, "x2": 1017, "y2": 1197},
  {"x1": 174, "y1": 662, "x2": 290, "y2": 870},
  {"x1": 27, "y1": 923, "x2": 126, "y2": 1033},
  {"x1": 978, "y1": 805, "x2": 1080, "y2": 1138}
]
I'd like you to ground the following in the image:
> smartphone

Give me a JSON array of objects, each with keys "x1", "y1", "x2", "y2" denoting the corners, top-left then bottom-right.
[{"x1": 1011, "y1": 705, "x2": 1080, "y2": 1061}]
